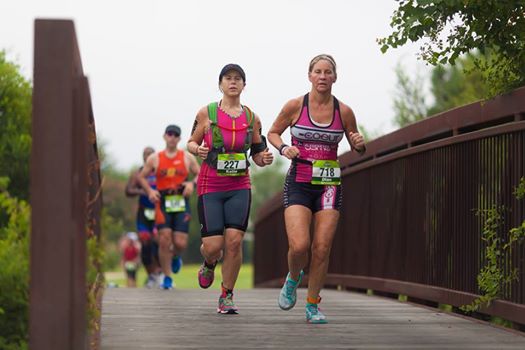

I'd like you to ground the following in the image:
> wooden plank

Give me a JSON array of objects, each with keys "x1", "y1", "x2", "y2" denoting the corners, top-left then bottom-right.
[{"x1": 101, "y1": 288, "x2": 525, "y2": 349}]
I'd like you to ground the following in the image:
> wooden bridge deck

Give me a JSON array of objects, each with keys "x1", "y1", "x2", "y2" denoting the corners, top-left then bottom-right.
[{"x1": 101, "y1": 288, "x2": 525, "y2": 349}]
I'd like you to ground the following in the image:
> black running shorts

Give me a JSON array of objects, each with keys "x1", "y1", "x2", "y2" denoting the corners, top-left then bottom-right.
[
  {"x1": 197, "y1": 189, "x2": 251, "y2": 237},
  {"x1": 283, "y1": 174, "x2": 343, "y2": 212}
]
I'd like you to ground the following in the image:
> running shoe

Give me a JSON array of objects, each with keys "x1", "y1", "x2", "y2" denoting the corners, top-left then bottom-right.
[
  {"x1": 171, "y1": 255, "x2": 183, "y2": 274},
  {"x1": 217, "y1": 292, "x2": 238, "y2": 314},
  {"x1": 157, "y1": 272, "x2": 165, "y2": 287},
  {"x1": 145, "y1": 274, "x2": 157, "y2": 289},
  {"x1": 161, "y1": 275, "x2": 173, "y2": 290},
  {"x1": 278, "y1": 270, "x2": 304, "y2": 310},
  {"x1": 305, "y1": 302, "x2": 327, "y2": 324},
  {"x1": 198, "y1": 261, "x2": 216, "y2": 289}
]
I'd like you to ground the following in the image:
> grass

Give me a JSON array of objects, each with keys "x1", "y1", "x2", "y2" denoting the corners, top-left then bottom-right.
[{"x1": 104, "y1": 263, "x2": 253, "y2": 289}]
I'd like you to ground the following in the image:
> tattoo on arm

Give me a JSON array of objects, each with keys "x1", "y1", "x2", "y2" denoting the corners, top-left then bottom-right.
[{"x1": 190, "y1": 119, "x2": 198, "y2": 136}]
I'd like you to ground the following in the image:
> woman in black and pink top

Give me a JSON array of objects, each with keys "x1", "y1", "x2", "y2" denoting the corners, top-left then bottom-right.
[{"x1": 267, "y1": 54, "x2": 366, "y2": 324}]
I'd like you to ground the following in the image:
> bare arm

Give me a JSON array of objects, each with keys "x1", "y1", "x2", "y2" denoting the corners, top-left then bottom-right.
[
  {"x1": 187, "y1": 152, "x2": 200, "y2": 178},
  {"x1": 181, "y1": 151, "x2": 201, "y2": 197},
  {"x1": 124, "y1": 169, "x2": 146, "y2": 197},
  {"x1": 251, "y1": 115, "x2": 274, "y2": 167},
  {"x1": 137, "y1": 153, "x2": 160, "y2": 203},
  {"x1": 187, "y1": 106, "x2": 210, "y2": 160},
  {"x1": 267, "y1": 97, "x2": 302, "y2": 159},
  {"x1": 340, "y1": 102, "x2": 366, "y2": 154}
]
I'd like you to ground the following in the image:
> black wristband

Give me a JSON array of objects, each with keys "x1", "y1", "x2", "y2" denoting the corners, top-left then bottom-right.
[{"x1": 278, "y1": 144, "x2": 289, "y2": 155}]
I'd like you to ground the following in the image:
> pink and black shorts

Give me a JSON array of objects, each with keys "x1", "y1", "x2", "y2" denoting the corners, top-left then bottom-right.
[{"x1": 283, "y1": 173, "x2": 343, "y2": 212}]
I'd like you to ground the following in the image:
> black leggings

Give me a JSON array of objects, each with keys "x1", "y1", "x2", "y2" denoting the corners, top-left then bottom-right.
[{"x1": 198, "y1": 189, "x2": 251, "y2": 237}]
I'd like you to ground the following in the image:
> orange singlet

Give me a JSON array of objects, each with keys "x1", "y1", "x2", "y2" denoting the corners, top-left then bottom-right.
[{"x1": 155, "y1": 150, "x2": 189, "y2": 191}]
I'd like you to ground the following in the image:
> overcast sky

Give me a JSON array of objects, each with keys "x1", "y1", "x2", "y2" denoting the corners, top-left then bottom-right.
[{"x1": 2, "y1": 0, "x2": 430, "y2": 171}]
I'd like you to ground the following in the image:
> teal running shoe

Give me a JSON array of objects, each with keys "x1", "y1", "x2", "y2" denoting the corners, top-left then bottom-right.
[
  {"x1": 306, "y1": 302, "x2": 327, "y2": 324},
  {"x1": 171, "y1": 255, "x2": 183, "y2": 274},
  {"x1": 217, "y1": 292, "x2": 238, "y2": 314},
  {"x1": 278, "y1": 270, "x2": 304, "y2": 310}
]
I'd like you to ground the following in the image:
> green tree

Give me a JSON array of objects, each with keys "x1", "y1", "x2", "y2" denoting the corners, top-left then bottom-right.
[
  {"x1": 184, "y1": 193, "x2": 202, "y2": 264},
  {"x1": 249, "y1": 156, "x2": 286, "y2": 230},
  {"x1": 392, "y1": 62, "x2": 428, "y2": 128},
  {"x1": 0, "y1": 51, "x2": 32, "y2": 200},
  {"x1": 392, "y1": 53, "x2": 490, "y2": 127},
  {"x1": 428, "y1": 52, "x2": 489, "y2": 115},
  {"x1": 378, "y1": 1, "x2": 525, "y2": 97},
  {"x1": 96, "y1": 137, "x2": 136, "y2": 269},
  {"x1": 245, "y1": 156, "x2": 287, "y2": 262},
  {"x1": 0, "y1": 178, "x2": 30, "y2": 350},
  {"x1": 96, "y1": 137, "x2": 135, "y2": 244}
]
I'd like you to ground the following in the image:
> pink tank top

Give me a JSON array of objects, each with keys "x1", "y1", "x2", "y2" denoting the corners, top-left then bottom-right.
[
  {"x1": 198, "y1": 104, "x2": 251, "y2": 195},
  {"x1": 289, "y1": 94, "x2": 345, "y2": 182}
]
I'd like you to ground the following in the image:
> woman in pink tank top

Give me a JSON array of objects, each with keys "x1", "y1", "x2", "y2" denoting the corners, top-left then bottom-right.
[
  {"x1": 187, "y1": 64, "x2": 273, "y2": 314},
  {"x1": 267, "y1": 54, "x2": 366, "y2": 324}
]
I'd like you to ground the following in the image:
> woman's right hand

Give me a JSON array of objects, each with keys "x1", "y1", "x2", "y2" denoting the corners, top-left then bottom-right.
[
  {"x1": 196, "y1": 145, "x2": 209, "y2": 160},
  {"x1": 148, "y1": 189, "x2": 161, "y2": 203}
]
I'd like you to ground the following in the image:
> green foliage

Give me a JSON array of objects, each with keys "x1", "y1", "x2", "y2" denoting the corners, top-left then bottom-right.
[
  {"x1": 101, "y1": 175, "x2": 134, "y2": 243},
  {"x1": 103, "y1": 241, "x2": 121, "y2": 271},
  {"x1": 461, "y1": 178, "x2": 525, "y2": 313},
  {"x1": 428, "y1": 52, "x2": 489, "y2": 115},
  {"x1": 86, "y1": 236, "x2": 104, "y2": 332},
  {"x1": 491, "y1": 316, "x2": 514, "y2": 328},
  {"x1": 0, "y1": 51, "x2": 32, "y2": 201},
  {"x1": 0, "y1": 51, "x2": 31, "y2": 350},
  {"x1": 514, "y1": 176, "x2": 525, "y2": 200},
  {"x1": 379, "y1": 1, "x2": 525, "y2": 97},
  {"x1": 392, "y1": 62, "x2": 428, "y2": 127},
  {"x1": 392, "y1": 53, "x2": 490, "y2": 127},
  {"x1": 100, "y1": 206, "x2": 128, "y2": 269},
  {"x1": 99, "y1": 136, "x2": 136, "y2": 246},
  {"x1": 0, "y1": 177, "x2": 30, "y2": 350},
  {"x1": 185, "y1": 190, "x2": 202, "y2": 264},
  {"x1": 438, "y1": 304, "x2": 453, "y2": 312},
  {"x1": 249, "y1": 156, "x2": 287, "y2": 230},
  {"x1": 97, "y1": 136, "x2": 133, "y2": 255}
]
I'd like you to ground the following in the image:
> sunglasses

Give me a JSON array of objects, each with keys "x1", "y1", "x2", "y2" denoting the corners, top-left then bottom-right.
[{"x1": 165, "y1": 131, "x2": 180, "y2": 137}]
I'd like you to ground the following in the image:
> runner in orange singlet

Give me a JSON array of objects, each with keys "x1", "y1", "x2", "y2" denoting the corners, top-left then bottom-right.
[{"x1": 138, "y1": 124, "x2": 200, "y2": 289}]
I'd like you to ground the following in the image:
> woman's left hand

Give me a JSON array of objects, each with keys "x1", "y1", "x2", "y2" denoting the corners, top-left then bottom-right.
[
  {"x1": 262, "y1": 148, "x2": 274, "y2": 165},
  {"x1": 349, "y1": 132, "x2": 365, "y2": 152}
]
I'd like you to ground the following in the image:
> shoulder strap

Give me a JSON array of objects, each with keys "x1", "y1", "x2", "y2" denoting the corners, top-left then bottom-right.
[
  {"x1": 243, "y1": 105, "x2": 255, "y2": 127},
  {"x1": 207, "y1": 102, "x2": 218, "y2": 124},
  {"x1": 303, "y1": 93, "x2": 309, "y2": 108},
  {"x1": 333, "y1": 96, "x2": 341, "y2": 117},
  {"x1": 207, "y1": 102, "x2": 224, "y2": 150},
  {"x1": 242, "y1": 105, "x2": 255, "y2": 151}
]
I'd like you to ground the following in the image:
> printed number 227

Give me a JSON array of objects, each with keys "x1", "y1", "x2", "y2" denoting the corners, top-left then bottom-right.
[{"x1": 224, "y1": 160, "x2": 239, "y2": 169}]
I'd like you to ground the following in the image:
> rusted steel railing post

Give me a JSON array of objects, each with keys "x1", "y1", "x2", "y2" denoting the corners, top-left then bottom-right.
[{"x1": 30, "y1": 19, "x2": 94, "y2": 350}]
